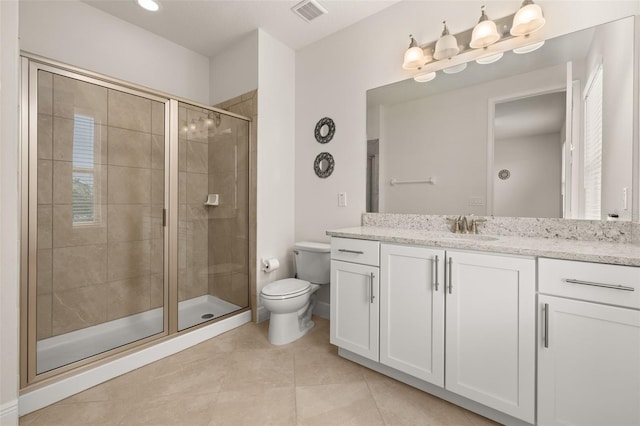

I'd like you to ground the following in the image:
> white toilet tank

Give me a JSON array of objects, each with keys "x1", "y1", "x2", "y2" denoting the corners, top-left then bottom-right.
[{"x1": 294, "y1": 241, "x2": 330, "y2": 285}]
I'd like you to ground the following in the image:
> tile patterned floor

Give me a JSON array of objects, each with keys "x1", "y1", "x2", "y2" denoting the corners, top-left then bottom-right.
[{"x1": 20, "y1": 317, "x2": 499, "y2": 425}]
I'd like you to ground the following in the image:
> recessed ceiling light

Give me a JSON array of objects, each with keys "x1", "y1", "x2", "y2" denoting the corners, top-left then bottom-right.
[{"x1": 137, "y1": 0, "x2": 160, "y2": 12}]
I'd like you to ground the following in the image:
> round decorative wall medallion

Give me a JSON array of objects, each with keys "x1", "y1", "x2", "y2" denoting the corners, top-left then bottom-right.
[
  {"x1": 314, "y1": 117, "x2": 335, "y2": 144},
  {"x1": 314, "y1": 152, "x2": 335, "y2": 178},
  {"x1": 498, "y1": 169, "x2": 511, "y2": 180}
]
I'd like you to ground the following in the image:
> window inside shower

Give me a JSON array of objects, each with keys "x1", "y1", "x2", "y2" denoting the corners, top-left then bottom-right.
[{"x1": 22, "y1": 59, "x2": 251, "y2": 385}]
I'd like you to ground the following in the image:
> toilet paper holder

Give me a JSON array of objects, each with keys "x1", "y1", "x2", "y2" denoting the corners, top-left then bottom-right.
[{"x1": 262, "y1": 258, "x2": 280, "y2": 272}]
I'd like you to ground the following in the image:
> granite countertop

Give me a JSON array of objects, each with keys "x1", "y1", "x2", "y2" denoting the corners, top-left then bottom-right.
[{"x1": 326, "y1": 226, "x2": 640, "y2": 267}]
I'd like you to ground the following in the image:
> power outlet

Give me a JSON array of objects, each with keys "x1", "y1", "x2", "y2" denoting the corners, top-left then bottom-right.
[
  {"x1": 338, "y1": 192, "x2": 347, "y2": 207},
  {"x1": 469, "y1": 196, "x2": 484, "y2": 206}
]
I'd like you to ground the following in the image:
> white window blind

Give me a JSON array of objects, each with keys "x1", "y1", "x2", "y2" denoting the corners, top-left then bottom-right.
[
  {"x1": 72, "y1": 114, "x2": 98, "y2": 225},
  {"x1": 583, "y1": 64, "x2": 603, "y2": 220}
]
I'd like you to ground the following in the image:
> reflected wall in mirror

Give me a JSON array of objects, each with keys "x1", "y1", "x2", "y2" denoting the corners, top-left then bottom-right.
[{"x1": 367, "y1": 17, "x2": 635, "y2": 221}]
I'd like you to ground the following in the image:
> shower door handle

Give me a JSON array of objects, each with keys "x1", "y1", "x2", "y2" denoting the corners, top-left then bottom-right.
[{"x1": 162, "y1": 209, "x2": 167, "y2": 227}]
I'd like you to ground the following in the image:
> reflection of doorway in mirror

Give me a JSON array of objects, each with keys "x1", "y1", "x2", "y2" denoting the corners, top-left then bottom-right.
[
  {"x1": 491, "y1": 89, "x2": 567, "y2": 218},
  {"x1": 367, "y1": 139, "x2": 379, "y2": 212}
]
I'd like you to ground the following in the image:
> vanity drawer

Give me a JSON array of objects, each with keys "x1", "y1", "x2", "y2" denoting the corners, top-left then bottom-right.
[
  {"x1": 331, "y1": 237, "x2": 380, "y2": 266},
  {"x1": 539, "y1": 258, "x2": 640, "y2": 309}
]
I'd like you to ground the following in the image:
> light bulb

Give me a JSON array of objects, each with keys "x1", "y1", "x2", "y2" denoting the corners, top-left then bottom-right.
[
  {"x1": 511, "y1": 0, "x2": 546, "y2": 36},
  {"x1": 470, "y1": 6, "x2": 500, "y2": 49},
  {"x1": 402, "y1": 35, "x2": 426, "y2": 70},
  {"x1": 433, "y1": 22, "x2": 460, "y2": 61}
]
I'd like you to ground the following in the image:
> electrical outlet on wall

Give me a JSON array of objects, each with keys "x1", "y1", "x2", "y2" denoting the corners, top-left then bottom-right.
[
  {"x1": 338, "y1": 192, "x2": 347, "y2": 207},
  {"x1": 469, "y1": 196, "x2": 484, "y2": 206}
]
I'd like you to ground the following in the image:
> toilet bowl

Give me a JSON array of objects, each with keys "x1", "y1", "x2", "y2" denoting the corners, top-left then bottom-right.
[{"x1": 260, "y1": 241, "x2": 330, "y2": 345}]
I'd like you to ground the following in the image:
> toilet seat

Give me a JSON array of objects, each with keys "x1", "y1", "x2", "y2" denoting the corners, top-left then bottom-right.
[{"x1": 261, "y1": 278, "x2": 311, "y2": 300}]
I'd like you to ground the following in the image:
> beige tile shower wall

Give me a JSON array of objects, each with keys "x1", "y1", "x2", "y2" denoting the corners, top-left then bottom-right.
[
  {"x1": 178, "y1": 105, "x2": 210, "y2": 302},
  {"x1": 37, "y1": 71, "x2": 164, "y2": 339},
  {"x1": 207, "y1": 91, "x2": 255, "y2": 308}
]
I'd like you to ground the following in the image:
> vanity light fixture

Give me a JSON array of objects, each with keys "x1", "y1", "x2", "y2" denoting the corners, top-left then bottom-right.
[
  {"x1": 513, "y1": 40, "x2": 545, "y2": 54},
  {"x1": 414, "y1": 71, "x2": 437, "y2": 83},
  {"x1": 433, "y1": 21, "x2": 460, "y2": 60},
  {"x1": 402, "y1": 35, "x2": 427, "y2": 70},
  {"x1": 137, "y1": 0, "x2": 160, "y2": 12},
  {"x1": 400, "y1": 2, "x2": 546, "y2": 74},
  {"x1": 470, "y1": 6, "x2": 500, "y2": 49},
  {"x1": 442, "y1": 62, "x2": 467, "y2": 74},
  {"x1": 476, "y1": 52, "x2": 504, "y2": 64},
  {"x1": 511, "y1": 0, "x2": 546, "y2": 36}
]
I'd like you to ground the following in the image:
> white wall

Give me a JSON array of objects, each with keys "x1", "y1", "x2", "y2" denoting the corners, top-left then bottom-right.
[
  {"x1": 19, "y1": 1, "x2": 210, "y2": 103},
  {"x1": 294, "y1": 1, "x2": 639, "y2": 243},
  {"x1": 256, "y1": 30, "x2": 296, "y2": 318},
  {"x1": 585, "y1": 17, "x2": 635, "y2": 220},
  {"x1": 0, "y1": 0, "x2": 20, "y2": 423},
  {"x1": 209, "y1": 31, "x2": 259, "y2": 106},
  {"x1": 494, "y1": 133, "x2": 563, "y2": 217}
]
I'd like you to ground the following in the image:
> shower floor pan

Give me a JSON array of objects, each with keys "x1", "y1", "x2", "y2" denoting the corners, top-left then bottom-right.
[{"x1": 37, "y1": 295, "x2": 241, "y2": 374}]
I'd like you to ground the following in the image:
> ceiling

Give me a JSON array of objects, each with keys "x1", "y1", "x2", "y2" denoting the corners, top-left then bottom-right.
[{"x1": 82, "y1": 0, "x2": 401, "y2": 58}]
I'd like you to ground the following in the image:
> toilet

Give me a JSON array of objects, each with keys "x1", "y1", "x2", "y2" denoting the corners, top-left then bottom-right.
[{"x1": 260, "y1": 241, "x2": 330, "y2": 345}]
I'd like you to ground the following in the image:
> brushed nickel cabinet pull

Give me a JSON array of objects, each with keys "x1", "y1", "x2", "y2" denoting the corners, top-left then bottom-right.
[
  {"x1": 434, "y1": 255, "x2": 439, "y2": 292},
  {"x1": 448, "y1": 257, "x2": 453, "y2": 294},
  {"x1": 338, "y1": 249, "x2": 364, "y2": 254},
  {"x1": 543, "y1": 303, "x2": 549, "y2": 348},
  {"x1": 370, "y1": 272, "x2": 375, "y2": 303},
  {"x1": 563, "y1": 278, "x2": 635, "y2": 292}
]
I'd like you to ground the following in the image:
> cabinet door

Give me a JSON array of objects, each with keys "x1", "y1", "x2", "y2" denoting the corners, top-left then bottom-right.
[
  {"x1": 445, "y1": 250, "x2": 535, "y2": 423},
  {"x1": 330, "y1": 260, "x2": 379, "y2": 361},
  {"x1": 538, "y1": 295, "x2": 640, "y2": 426},
  {"x1": 380, "y1": 244, "x2": 445, "y2": 385}
]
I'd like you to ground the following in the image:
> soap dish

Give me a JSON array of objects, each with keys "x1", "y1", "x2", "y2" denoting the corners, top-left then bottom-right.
[{"x1": 204, "y1": 194, "x2": 219, "y2": 206}]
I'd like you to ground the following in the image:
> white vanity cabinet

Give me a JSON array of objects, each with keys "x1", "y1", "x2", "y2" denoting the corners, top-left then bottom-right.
[
  {"x1": 379, "y1": 244, "x2": 445, "y2": 385},
  {"x1": 330, "y1": 239, "x2": 536, "y2": 423},
  {"x1": 537, "y1": 258, "x2": 640, "y2": 426},
  {"x1": 330, "y1": 237, "x2": 380, "y2": 361},
  {"x1": 446, "y1": 250, "x2": 536, "y2": 423}
]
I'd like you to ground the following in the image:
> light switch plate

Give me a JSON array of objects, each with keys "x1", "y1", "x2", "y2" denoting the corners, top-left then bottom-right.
[{"x1": 338, "y1": 192, "x2": 347, "y2": 207}]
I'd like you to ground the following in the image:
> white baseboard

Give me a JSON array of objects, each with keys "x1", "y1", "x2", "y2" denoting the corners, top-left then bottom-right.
[
  {"x1": 313, "y1": 300, "x2": 330, "y2": 319},
  {"x1": 19, "y1": 311, "x2": 251, "y2": 416},
  {"x1": 0, "y1": 400, "x2": 18, "y2": 425}
]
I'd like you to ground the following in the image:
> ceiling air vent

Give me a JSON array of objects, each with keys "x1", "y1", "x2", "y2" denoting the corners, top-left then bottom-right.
[{"x1": 291, "y1": 0, "x2": 328, "y2": 23}]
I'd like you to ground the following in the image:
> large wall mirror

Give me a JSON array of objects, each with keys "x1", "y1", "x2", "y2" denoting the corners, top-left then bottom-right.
[{"x1": 367, "y1": 16, "x2": 636, "y2": 221}]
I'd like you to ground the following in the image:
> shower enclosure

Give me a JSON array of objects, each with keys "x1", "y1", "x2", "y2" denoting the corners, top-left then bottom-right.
[{"x1": 20, "y1": 56, "x2": 252, "y2": 386}]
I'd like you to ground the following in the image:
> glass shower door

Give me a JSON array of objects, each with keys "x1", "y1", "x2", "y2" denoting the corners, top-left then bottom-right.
[
  {"x1": 30, "y1": 65, "x2": 168, "y2": 376},
  {"x1": 176, "y1": 102, "x2": 250, "y2": 331}
]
